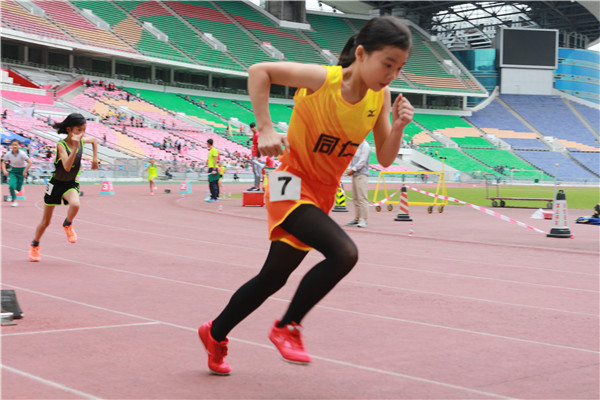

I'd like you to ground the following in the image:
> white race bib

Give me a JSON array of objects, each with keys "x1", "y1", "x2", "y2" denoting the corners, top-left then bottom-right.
[
  {"x1": 45, "y1": 182, "x2": 54, "y2": 196},
  {"x1": 269, "y1": 171, "x2": 301, "y2": 202}
]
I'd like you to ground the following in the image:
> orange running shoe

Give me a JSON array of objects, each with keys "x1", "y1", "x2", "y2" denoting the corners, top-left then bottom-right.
[
  {"x1": 268, "y1": 320, "x2": 311, "y2": 364},
  {"x1": 64, "y1": 225, "x2": 77, "y2": 243},
  {"x1": 29, "y1": 245, "x2": 41, "y2": 262},
  {"x1": 198, "y1": 321, "x2": 232, "y2": 375}
]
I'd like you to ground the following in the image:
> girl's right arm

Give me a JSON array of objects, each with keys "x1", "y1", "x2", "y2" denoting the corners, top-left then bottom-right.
[{"x1": 248, "y1": 62, "x2": 327, "y2": 157}]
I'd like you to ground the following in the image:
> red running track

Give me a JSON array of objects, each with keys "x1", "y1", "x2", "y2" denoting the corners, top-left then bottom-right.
[{"x1": 1, "y1": 183, "x2": 598, "y2": 399}]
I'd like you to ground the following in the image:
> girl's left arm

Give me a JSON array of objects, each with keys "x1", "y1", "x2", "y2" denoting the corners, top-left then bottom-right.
[
  {"x1": 83, "y1": 137, "x2": 99, "y2": 170},
  {"x1": 372, "y1": 89, "x2": 414, "y2": 168}
]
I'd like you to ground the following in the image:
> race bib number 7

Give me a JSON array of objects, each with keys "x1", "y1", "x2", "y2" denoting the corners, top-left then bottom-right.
[{"x1": 269, "y1": 171, "x2": 301, "y2": 202}]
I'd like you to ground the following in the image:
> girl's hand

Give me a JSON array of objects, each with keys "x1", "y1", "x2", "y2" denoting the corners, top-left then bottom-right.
[
  {"x1": 391, "y1": 94, "x2": 414, "y2": 131},
  {"x1": 2, "y1": 171, "x2": 8, "y2": 177},
  {"x1": 258, "y1": 126, "x2": 289, "y2": 158},
  {"x1": 91, "y1": 160, "x2": 99, "y2": 170},
  {"x1": 71, "y1": 133, "x2": 84, "y2": 146}
]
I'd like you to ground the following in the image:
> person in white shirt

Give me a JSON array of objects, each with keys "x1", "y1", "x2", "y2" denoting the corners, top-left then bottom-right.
[
  {"x1": 2, "y1": 139, "x2": 32, "y2": 207},
  {"x1": 345, "y1": 140, "x2": 371, "y2": 228}
]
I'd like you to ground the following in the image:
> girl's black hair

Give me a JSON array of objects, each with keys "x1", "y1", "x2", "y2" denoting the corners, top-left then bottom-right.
[
  {"x1": 52, "y1": 113, "x2": 86, "y2": 134},
  {"x1": 338, "y1": 16, "x2": 412, "y2": 68},
  {"x1": 10, "y1": 139, "x2": 20, "y2": 145}
]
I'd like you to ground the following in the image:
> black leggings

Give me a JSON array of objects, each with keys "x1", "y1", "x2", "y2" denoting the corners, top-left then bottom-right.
[{"x1": 210, "y1": 204, "x2": 358, "y2": 341}]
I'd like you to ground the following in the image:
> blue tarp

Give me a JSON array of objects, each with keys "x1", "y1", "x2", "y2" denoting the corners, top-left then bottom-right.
[{"x1": 1, "y1": 126, "x2": 30, "y2": 145}]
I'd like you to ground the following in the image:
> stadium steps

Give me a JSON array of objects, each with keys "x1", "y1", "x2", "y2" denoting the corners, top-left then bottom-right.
[
  {"x1": 1, "y1": 0, "x2": 78, "y2": 44},
  {"x1": 154, "y1": 1, "x2": 237, "y2": 69},
  {"x1": 208, "y1": 0, "x2": 275, "y2": 65},
  {"x1": 117, "y1": 0, "x2": 244, "y2": 71},
  {"x1": 216, "y1": 0, "x2": 327, "y2": 64},
  {"x1": 303, "y1": 12, "x2": 354, "y2": 59},
  {"x1": 171, "y1": 0, "x2": 272, "y2": 67},
  {"x1": 563, "y1": 151, "x2": 600, "y2": 178},
  {"x1": 113, "y1": 129, "x2": 148, "y2": 157},
  {"x1": 410, "y1": 117, "x2": 504, "y2": 177},
  {"x1": 295, "y1": 29, "x2": 335, "y2": 63},
  {"x1": 33, "y1": 0, "x2": 136, "y2": 54},
  {"x1": 344, "y1": 17, "x2": 364, "y2": 33},
  {"x1": 564, "y1": 98, "x2": 600, "y2": 138},
  {"x1": 160, "y1": 1, "x2": 247, "y2": 71},
  {"x1": 495, "y1": 97, "x2": 545, "y2": 139},
  {"x1": 107, "y1": 0, "x2": 195, "y2": 64},
  {"x1": 424, "y1": 41, "x2": 474, "y2": 92}
]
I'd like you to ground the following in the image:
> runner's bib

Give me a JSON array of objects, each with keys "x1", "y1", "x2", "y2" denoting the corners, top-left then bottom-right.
[{"x1": 269, "y1": 171, "x2": 301, "y2": 202}]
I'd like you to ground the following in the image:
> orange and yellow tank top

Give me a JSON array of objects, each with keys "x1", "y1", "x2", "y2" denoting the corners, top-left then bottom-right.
[{"x1": 278, "y1": 65, "x2": 384, "y2": 187}]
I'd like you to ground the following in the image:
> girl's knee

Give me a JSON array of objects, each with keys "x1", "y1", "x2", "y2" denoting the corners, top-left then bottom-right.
[
  {"x1": 331, "y1": 241, "x2": 359, "y2": 272},
  {"x1": 40, "y1": 217, "x2": 52, "y2": 228}
]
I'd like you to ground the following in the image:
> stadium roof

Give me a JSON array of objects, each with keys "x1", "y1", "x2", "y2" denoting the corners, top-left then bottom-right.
[{"x1": 322, "y1": 1, "x2": 600, "y2": 48}]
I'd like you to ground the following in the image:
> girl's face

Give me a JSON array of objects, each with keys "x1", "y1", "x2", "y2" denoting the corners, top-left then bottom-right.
[
  {"x1": 10, "y1": 142, "x2": 20, "y2": 152},
  {"x1": 358, "y1": 45, "x2": 410, "y2": 92},
  {"x1": 67, "y1": 123, "x2": 86, "y2": 137}
]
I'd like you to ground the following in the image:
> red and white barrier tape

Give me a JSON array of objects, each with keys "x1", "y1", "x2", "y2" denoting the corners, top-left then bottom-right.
[
  {"x1": 406, "y1": 186, "x2": 547, "y2": 235},
  {"x1": 371, "y1": 190, "x2": 400, "y2": 207}
]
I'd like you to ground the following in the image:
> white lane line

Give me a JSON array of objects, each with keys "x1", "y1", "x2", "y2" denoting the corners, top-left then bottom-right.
[
  {"x1": 314, "y1": 303, "x2": 599, "y2": 354},
  {"x1": 3, "y1": 282, "x2": 598, "y2": 354},
  {"x1": 345, "y1": 280, "x2": 599, "y2": 317},
  {"x1": 1, "y1": 285, "x2": 516, "y2": 400},
  {"x1": 4, "y1": 243, "x2": 597, "y2": 318},
  {"x1": 367, "y1": 260, "x2": 599, "y2": 293},
  {"x1": 2, "y1": 364, "x2": 102, "y2": 399},
  {"x1": 3, "y1": 229, "x2": 597, "y2": 294},
  {"x1": 1, "y1": 321, "x2": 160, "y2": 337}
]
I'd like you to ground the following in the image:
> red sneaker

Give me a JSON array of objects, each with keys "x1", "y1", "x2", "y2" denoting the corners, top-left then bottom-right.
[
  {"x1": 198, "y1": 321, "x2": 232, "y2": 375},
  {"x1": 268, "y1": 320, "x2": 311, "y2": 364},
  {"x1": 29, "y1": 245, "x2": 41, "y2": 262},
  {"x1": 63, "y1": 225, "x2": 77, "y2": 243}
]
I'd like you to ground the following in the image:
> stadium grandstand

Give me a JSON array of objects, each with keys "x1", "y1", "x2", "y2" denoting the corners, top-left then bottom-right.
[{"x1": 1, "y1": 0, "x2": 598, "y2": 185}]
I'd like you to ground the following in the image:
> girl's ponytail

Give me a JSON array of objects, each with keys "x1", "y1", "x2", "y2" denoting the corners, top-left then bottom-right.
[{"x1": 338, "y1": 35, "x2": 358, "y2": 68}]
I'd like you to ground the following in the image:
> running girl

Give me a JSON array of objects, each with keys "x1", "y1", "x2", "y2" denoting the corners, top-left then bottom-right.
[
  {"x1": 145, "y1": 158, "x2": 160, "y2": 195},
  {"x1": 198, "y1": 16, "x2": 414, "y2": 375},
  {"x1": 2, "y1": 139, "x2": 32, "y2": 207},
  {"x1": 29, "y1": 113, "x2": 98, "y2": 262}
]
